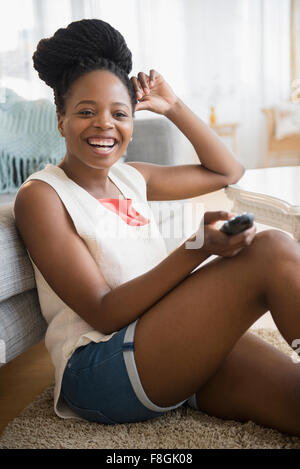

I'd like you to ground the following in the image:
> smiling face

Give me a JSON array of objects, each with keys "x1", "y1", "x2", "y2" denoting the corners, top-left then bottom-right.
[{"x1": 57, "y1": 69, "x2": 134, "y2": 170}]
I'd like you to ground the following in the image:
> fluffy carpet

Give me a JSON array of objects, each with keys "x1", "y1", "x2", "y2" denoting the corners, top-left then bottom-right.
[{"x1": 1, "y1": 328, "x2": 300, "y2": 449}]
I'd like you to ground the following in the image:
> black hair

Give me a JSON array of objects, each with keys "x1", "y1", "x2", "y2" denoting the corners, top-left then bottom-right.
[{"x1": 32, "y1": 19, "x2": 137, "y2": 116}]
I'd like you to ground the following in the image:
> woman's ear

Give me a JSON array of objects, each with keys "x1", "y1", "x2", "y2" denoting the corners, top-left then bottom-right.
[{"x1": 57, "y1": 113, "x2": 64, "y2": 137}]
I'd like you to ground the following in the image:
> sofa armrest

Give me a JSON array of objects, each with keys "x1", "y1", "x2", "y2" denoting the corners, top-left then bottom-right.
[{"x1": 0, "y1": 203, "x2": 36, "y2": 302}]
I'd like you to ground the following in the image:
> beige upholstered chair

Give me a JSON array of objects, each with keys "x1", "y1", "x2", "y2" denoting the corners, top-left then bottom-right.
[{"x1": 261, "y1": 107, "x2": 300, "y2": 167}]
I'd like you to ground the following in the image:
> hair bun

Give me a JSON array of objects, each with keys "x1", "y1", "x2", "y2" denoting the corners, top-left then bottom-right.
[{"x1": 33, "y1": 19, "x2": 132, "y2": 89}]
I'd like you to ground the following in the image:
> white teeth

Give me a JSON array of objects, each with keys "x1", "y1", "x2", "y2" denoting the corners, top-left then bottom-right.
[{"x1": 87, "y1": 138, "x2": 115, "y2": 146}]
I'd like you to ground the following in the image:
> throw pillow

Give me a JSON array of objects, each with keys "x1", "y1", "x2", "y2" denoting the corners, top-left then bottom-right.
[{"x1": 274, "y1": 102, "x2": 300, "y2": 140}]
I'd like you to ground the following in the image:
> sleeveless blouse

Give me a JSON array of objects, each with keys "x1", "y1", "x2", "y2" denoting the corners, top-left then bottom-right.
[{"x1": 13, "y1": 162, "x2": 168, "y2": 419}]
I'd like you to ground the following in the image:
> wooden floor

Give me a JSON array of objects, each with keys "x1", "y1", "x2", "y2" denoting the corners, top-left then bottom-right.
[
  {"x1": 0, "y1": 341, "x2": 54, "y2": 435},
  {"x1": 0, "y1": 188, "x2": 277, "y2": 436}
]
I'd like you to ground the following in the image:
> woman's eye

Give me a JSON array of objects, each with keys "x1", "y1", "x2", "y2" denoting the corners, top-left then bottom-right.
[
  {"x1": 78, "y1": 110, "x2": 127, "y2": 118},
  {"x1": 79, "y1": 110, "x2": 93, "y2": 116}
]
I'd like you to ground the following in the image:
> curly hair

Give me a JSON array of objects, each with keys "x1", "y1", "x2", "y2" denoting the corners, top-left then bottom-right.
[{"x1": 32, "y1": 19, "x2": 137, "y2": 116}]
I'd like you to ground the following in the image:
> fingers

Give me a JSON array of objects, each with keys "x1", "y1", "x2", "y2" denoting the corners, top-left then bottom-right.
[
  {"x1": 201, "y1": 212, "x2": 257, "y2": 258},
  {"x1": 131, "y1": 77, "x2": 143, "y2": 100},
  {"x1": 138, "y1": 72, "x2": 151, "y2": 94},
  {"x1": 203, "y1": 220, "x2": 256, "y2": 258},
  {"x1": 204, "y1": 210, "x2": 236, "y2": 225},
  {"x1": 149, "y1": 69, "x2": 155, "y2": 86},
  {"x1": 221, "y1": 225, "x2": 257, "y2": 256},
  {"x1": 131, "y1": 70, "x2": 157, "y2": 101},
  {"x1": 227, "y1": 225, "x2": 256, "y2": 248}
]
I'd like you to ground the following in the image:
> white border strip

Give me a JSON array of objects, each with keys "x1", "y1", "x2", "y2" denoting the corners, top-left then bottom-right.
[{"x1": 123, "y1": 320, "x2": 186, "y2": 413}]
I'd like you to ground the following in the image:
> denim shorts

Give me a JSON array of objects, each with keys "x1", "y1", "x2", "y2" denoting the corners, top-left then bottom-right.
[{"x1": 61, "y1": 319, "x2": 194, "y2": 424}]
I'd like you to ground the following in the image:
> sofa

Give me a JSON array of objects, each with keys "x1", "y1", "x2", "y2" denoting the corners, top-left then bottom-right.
[{"x1": 0, "y1": 115, "x2": 198, "y2": 367}]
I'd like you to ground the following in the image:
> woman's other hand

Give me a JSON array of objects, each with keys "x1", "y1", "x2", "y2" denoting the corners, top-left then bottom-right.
[
  {"x1": 131, "y1": 69, "x2": 178, "y2": 115},
  {"x1": 189, "y1": 211, "x2": 257, "y2": 258}
]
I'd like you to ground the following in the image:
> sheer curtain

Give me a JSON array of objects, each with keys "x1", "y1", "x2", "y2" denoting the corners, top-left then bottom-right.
[{"x1": 0, "y1": 0, "x2": 291, "y2": 168}]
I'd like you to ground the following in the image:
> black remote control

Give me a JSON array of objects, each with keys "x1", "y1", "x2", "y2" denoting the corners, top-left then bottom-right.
[{"x1": 220, "y1": 213, "x2": 254, "y2": 235}]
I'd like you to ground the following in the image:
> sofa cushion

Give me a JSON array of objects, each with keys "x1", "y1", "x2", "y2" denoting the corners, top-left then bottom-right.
[
  {"x1": 0, "y1": 288, "x2": 47, "y2": 365},
  {"x1": 0, "y1": 203, "x2": 36, "y2": 302},
  {"x1": 125, "y1": 117, "x2": 186, "y2": 166}
]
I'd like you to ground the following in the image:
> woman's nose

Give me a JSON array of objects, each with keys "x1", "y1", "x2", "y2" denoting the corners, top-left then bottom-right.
[{"x1": 92, "y1": 112, "x2": 114, "y2": 129}]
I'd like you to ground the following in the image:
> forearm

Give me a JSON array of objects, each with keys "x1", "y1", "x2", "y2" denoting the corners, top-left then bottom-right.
[
  {"x1": 97, "y1": 238, "x2": 210, "y2": 334},
  {"x1": 165, "y1": 98, "x2": 244, "y2": 182}
]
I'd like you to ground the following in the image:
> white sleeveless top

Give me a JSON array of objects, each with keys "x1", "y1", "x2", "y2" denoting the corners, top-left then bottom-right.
[{"x1": 13, "y1": 162, "x2": 168, "y2": 419}]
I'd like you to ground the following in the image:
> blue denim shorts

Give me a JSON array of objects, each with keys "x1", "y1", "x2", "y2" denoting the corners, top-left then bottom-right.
[{"x1": 61, "y1": 319, "x2": 194, "y2": 424}]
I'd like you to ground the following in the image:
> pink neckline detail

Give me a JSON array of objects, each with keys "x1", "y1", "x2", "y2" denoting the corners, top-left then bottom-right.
[
  {"x1": 97, "y1": 197, "x2": 131, "y2": 200},
  {"x1": 97, "y1": 198, "x2": 150, "y2": 226}
]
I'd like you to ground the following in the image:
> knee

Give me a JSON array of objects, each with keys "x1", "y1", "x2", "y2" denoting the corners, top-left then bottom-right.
[
  {"x1": 255, "y1": 228, "x2": 293, "y2": 245},
  {"x1": 252, "y1": 229, "x2": 297, "y2": 263}
]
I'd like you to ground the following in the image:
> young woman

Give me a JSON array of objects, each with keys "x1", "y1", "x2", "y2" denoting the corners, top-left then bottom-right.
[{"x1": 14, "y1": 19, "x2": 300, "y2": 436}]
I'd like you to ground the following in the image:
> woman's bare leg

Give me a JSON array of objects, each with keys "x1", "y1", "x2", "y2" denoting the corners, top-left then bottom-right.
[
  {"x1": 134, "y1": 229, "x2": 300, "y2": 435},
  {"x1": 194, "y1": 330, "x2": 300, "y2": 436},
  {"x1": 193, "y1": 229, "x2": 300, "y2": 437}
]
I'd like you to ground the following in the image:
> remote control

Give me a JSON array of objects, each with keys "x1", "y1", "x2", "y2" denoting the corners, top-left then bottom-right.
[{"x1": 220, "y1": 213, "x2": 254, "y2": 235}]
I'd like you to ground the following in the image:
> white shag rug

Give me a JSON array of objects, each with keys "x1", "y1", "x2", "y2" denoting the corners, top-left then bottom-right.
[{"x1": 1, "y1": 328, "x2": 300, "y2": 449}]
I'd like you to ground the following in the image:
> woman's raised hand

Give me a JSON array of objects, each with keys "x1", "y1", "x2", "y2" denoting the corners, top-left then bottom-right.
[
  {"x1": 130, "y1": 69, "x2": 178, "y2": 115},
  {"x1": 190, "y1": 211, "x2": 257, "y2": 258}
]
